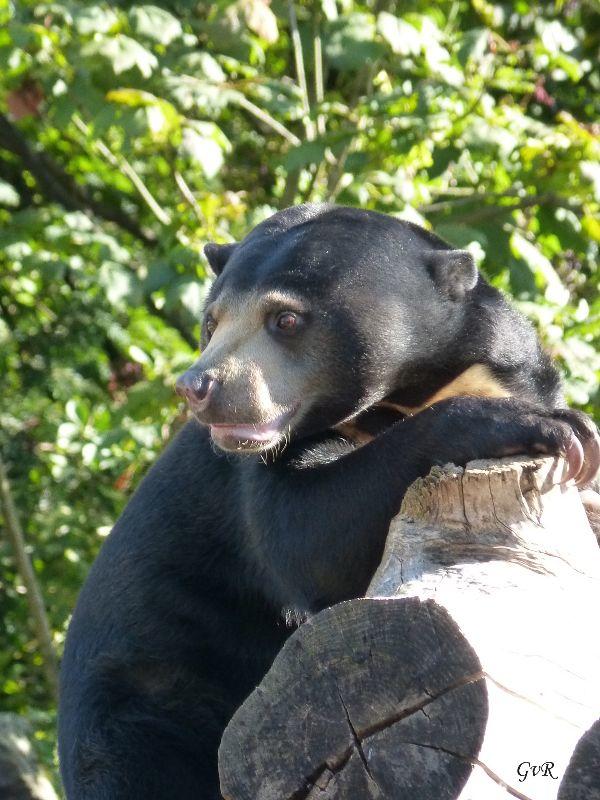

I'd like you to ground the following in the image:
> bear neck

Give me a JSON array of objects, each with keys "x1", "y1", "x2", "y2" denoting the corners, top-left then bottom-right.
[{"x1": 385, "y1": 281, "x2": 562, "y2": 412}]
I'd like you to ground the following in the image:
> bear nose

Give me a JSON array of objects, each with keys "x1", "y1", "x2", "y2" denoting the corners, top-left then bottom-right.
[{"x1": 176, "y1": 371, "x2": 217, "y2": 409}]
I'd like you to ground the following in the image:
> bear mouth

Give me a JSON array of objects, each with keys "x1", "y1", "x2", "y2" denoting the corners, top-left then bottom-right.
[{"x1": 209, "y1": 406, "x2": 299, "y2": 453}]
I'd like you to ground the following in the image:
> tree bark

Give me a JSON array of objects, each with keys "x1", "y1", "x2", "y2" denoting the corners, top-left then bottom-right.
[{"x1": 219, "y1": 456, "x2": 600, "y2": 800}]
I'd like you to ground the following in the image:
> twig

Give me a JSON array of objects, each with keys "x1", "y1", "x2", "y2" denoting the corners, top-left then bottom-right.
[
  {"x1": 418, "y1": 188, "x2": 532, "y2": 214},
  {"x1": 120, "y1": 161, "x2": 171, "y2": 226},
  {"x1": 300, "y1": 161, "x2": 322, "y2": 203},
  {"x1": 236, "y1": 95, "x2": 301, "y2": 146},
  {"x1": 0, "y1": 112, "x2": 155, "y2": 244},
  {"x1": 73, "y1": 115, "x2": 172, "y2": 227},
  {"x1": 0, "y1": 455, "x2": 59, "y2": 701},
  {"x1": 325, "y1": 116, "x2": 370, "y2": 201},
  {"x1": 444, "y1": 0, "x2": 460, "y2": 33},
  {"x1": 447, "y1": 193, "x2": 564, "y2": 225},
  {"x1": 313, "y1": 17, "x2": 326, "y2": 138},
  {"x1": 418, "y1": 192, "x2": 505, "y2": 214},
  {"x1": 174, "y1": 169, "x2": 204, "y2": 223},
  {"x1": 325, "y1": 62, "x2": 378, "y2": 202},
  {"x1": 288, "y1": 0, "x2": 315, "y2": 141},
  {"x1": 418, "y1": 188, "x2": 576, "y2": 221},
  {"x1": 280, "y1": 168, "x2": 301, "y2": 208}
]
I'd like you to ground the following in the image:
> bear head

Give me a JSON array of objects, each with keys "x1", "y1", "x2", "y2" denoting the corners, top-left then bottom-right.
[{"x1": 177, "y1": 204, "x2": 479, "y2": 453}]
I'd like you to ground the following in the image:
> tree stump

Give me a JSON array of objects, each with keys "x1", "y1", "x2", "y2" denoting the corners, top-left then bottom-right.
[{"x1": 219, "y1": 457, "x2": 600, "y2": 800}]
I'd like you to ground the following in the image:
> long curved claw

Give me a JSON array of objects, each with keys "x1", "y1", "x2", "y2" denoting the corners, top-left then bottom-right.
[
  {"x1": 550, "y1": 410, "x2": 600, "y2": 488},
  {"x1": 575, "y1": 426, "x2": 600, "y2": 488},
  {"x1": 561, "y1": 435, "x2": 584, "y2": 485}
]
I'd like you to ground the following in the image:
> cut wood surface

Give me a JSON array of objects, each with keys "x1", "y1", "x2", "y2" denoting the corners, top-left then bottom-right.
[{"x1": 219, "y1": 456, "x2": 600, "y2": 800}]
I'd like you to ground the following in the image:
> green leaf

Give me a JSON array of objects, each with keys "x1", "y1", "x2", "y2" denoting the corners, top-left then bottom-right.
[
  {"x1": 582, "y1": 215, "x2": 600, "y2": 242},
  {"x1": 510, "y1": 232, "x2": 570, "y2": 306},
  {"x1": 551, "y1": 53, "x2": 583, "y2": 82},
  {"x1": 74, "y1": 6, "x2": 120, "y2": 35},
  {"x1": 581, "y1": 162, "x2": 600, "y2": 201},
  {"x1": 106, "y1": 89, "x2": 180, "y2": 141},
  {"x1": 179, "y1": 121, "x2": 231, "y2": 178},
  {"x1": 241, "y1": 0, "x2": 278, "y2": 44},
  {"x1": 456, "y1": 28, "x2": 488, "y2": 67},
  {"x1": 0, "y1": 179, "x2": 20, "y2": 207},
  {"x1": 163, "y1": 75, "x2": 236, "y2": 115},
  {"x1": 98, "y1": 261, "x2": 143, "y2": 308},
  {"x1": 377, "y1": 13, "x2": 420, "y2": 56},
  {"x1": 282, "y1": 134, "x2": 350, "y2": 171},
  {"x1": 128, "y1": 5, "x2": 183, "y2": 45},
  {"x1": 325, "y1": 14, "x2": 386, "y2": 70},
  {"x1": 165, "y1": 277, "x2": 207, "y2": 321},
  {"x1": 175, "y1": 52, "x2": 226, "y2": 83},
  {"x1": 321, "y1": 0, "x2": 337, "y2": 21},
  {"x1": 82, "y1": 34, "x2": 158, "y2": 78},
  {"x1": 65, "y1": 399, "x2": 89, "y2": 425},
  {"x1": 535, "y1": 19, "x2": 577, "y2": 54},
  {"x1": 282, "y1": 140, "x2": 327, "y2": 172}
]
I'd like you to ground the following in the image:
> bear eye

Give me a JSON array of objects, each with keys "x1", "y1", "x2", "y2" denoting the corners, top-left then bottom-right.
[
  {"x1": 275, "y1": 311, "x2": 298, "y2": 333},
  {"x1": 205, "y1": 316, "x2": 217, "y2": 340}
]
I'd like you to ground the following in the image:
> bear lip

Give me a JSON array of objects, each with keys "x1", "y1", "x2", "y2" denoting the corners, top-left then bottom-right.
[{"x1": 209, "y1": 406, "x2": 299, "y2": 450}]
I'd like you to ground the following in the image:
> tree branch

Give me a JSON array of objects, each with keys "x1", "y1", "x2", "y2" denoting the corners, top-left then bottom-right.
[
  {"x1": 0, "y1": 112, "x2": 156, "y2": 245},
  {"x1": 0, "y1": 455, "x2": 59, "y2": 701},
  {"x1": 288, "y1": 0, "x2": 315, "y2": 141},
  {"x1": 313, "y1": 15, "x2": 326, "y2": 138},
  {"x1": 72, "y1": 115, "x2": 172, "y2": 228},
  {"x1": 439, "y1": 193, "x2": 565, "y2": 225},
  {"x1": 173, "y1": 169, "x2": 204, "y2": 223},
  {"x1": 325, "y1": 62, "x2": 378, "y2": 202},
  {"x1": 236, "y1": 95, "x2": 301, "y2": 146}
]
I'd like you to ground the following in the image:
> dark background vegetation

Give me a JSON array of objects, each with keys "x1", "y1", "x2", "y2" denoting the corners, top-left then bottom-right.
[{"x1": 1, "y1": 0, "x2": 598, "y2": 787}]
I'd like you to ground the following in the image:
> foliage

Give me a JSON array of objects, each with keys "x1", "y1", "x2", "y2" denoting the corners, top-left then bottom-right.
[{"x1": 0, "y1": 0, "x2": 598, "y2": 786}]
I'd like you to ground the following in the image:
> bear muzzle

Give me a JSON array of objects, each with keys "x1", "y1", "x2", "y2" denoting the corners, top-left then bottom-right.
[{"x1": 175, "y1": 370, "x2": 217, "y2": 412}]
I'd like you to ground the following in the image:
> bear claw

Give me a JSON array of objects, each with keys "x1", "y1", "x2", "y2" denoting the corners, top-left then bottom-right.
[
  {"x1": 561, "y1": 435, "x2": 585, "y2": 486},
  {"x1": 576, "y1": 427, "x2": 600, "y2": 487}
]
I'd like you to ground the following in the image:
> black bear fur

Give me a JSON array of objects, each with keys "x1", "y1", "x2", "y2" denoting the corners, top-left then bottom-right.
[{"x1": 59, "y1": 205, "x2": 599, "y2": 799}]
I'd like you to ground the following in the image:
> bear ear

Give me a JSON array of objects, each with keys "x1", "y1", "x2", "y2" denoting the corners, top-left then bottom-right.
[
  {"x1": 204, "y1": 242, "x2": 238, "y2": 276},
  {"x1": 426, "y1": 249, "x2": 478, "y2": 300}
]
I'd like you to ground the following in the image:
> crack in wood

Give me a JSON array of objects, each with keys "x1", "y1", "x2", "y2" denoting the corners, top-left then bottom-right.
[
  {"x1": 458, "y1": 470, "x2": 471, "y2": 533},
  {"x1": 402, "y1": 741, "x2": 535, "y2": 800},
  {"x1": 287, "y1": 671, "x2": 485, "y2": 800},
  {"x1": 335, "y1": 683, "x2": 380, "y2": 791}
]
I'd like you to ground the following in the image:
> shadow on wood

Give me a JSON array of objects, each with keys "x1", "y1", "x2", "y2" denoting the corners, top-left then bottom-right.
[{"x1": 219, "y1": 456, "x2": 600, "y2": 800}]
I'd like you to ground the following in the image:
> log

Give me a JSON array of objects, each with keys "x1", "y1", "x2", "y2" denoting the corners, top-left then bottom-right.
[
  {"x1": 219, "y1": 456, "x2": 600, "y2": 800},
  {"x1": 0, "y1": 713, "x2": 58, "y2": 800}
]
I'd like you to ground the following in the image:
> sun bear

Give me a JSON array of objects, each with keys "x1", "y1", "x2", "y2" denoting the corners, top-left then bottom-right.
[{"x1": 58, "y1": 204, "x2": 599, "y2": 799}]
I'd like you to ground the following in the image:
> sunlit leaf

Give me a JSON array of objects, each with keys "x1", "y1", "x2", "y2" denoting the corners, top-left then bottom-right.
[
  {"x1": 0, "y1": 179, "x2": 20, "y2": 207},
  {"x1": 377, "y1": 13, "x2": 420, "y2": 56},
  {"x1": 325, "y1": 14, "x2": 386, "y2": 70},
  {"x1": 241, "y1": 0, "x2": 278, "y2": 44},
  {"x1": 74, "y1": 6, "x2": 120, "y2": 35},
  {"x1": 510, "y1": 232, "x2": 570, "y2": 306},
  {"x1": 128, "y1": 5, "x2": 183, "y2": 45},
  {"x1": 82, "y1": 34, "x2": 158, "y2": 77}
]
